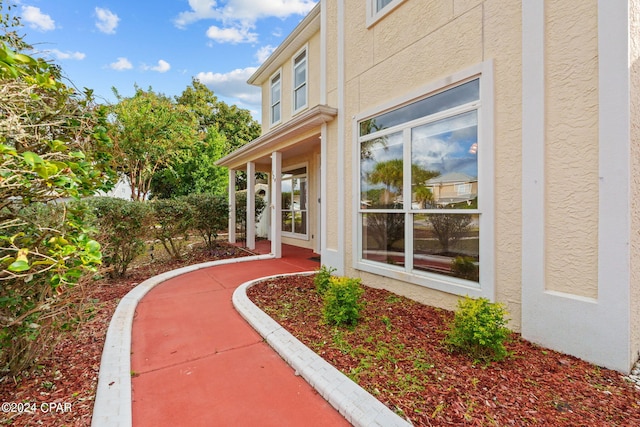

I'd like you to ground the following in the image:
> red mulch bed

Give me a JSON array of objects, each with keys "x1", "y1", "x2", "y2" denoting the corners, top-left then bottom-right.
[
  {"x1": 247, "y1": 275, "x2": 640, "y2": 426},
  {"x1": 0, "y1": 243, "x2": 249, "y2": 427}
]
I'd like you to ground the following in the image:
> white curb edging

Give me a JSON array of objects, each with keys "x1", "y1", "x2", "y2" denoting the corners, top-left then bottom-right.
[
  {"x1": 90, "y1": 254, "x2": 274, "y2": 427},
  {"x1": 233, "y1": 273, "x2": 413, "y2": 427}
]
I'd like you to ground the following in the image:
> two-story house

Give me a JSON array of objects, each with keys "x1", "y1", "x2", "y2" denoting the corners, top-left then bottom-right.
[{"x1": 217, "y1": 0, "x2": 640, "y2": 373}]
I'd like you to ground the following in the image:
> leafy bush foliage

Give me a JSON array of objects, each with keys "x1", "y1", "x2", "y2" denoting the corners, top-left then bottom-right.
[
  {"x1": 150, "y1": 198, "x2": 194, "y2": 260},
  {"x1": 445, "y1": 296, "x2": 511, "y2": 362},
  {"x1": 0, "y1": 202, "x2": 102, "y2": 373},
  {"x1": 323, "y1": 276, "x2": 364, "y2": 326},
  {"x1": 0, "y1": 12, "x2": 114, "y2": 374},
  {"x1": 314, "y1": 264, "x2": 336, "y2": 295},
  {"x1": 451, "y1": 256, "x2": 479, "y2": 281},
  {"x1": 186, "y1": 193, "x2": 228, "y2": 250},
  {"x1": 88, "y1": 197, "x2": 152, "y2": 277}
]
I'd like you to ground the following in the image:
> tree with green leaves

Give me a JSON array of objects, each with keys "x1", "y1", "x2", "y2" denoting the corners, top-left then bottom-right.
[
  {"x1": 176, "y1": 79, "x2": 261, "y2": 155},
  {"x1": 108, "y1": 87, "x2": 199, "y2": 200},
  {"x1": 0, "y1": 3, "x2": 114, "y2": 373},
  {"x1": 150, "y1": 79, "x2": 261, "y2": 198}
]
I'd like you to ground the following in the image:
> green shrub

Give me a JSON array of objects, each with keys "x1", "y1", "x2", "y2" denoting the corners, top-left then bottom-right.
[
  {"x1": 186, "y1": 193, "x2": 229, "y2": 250},
  {"x1": 314, "y1": 264, "x2": 336, "y2": 295},
  {"x1": 451, "y1": 256, "x2": 479, "y2": 281},
  {"x1": 323, "y1": 276, "x2": 364, "y2": 326},
  {"x1": 150, "y1": 197, "x2": 194, "y2": 260},
  {"x1": 88, "y1": 197, "x2": 152, "y2": 277},
  {"x1": 445, "y1": 296, "x2": 511, "y2": 362},
  {"x1": 1, "y1": 201, "x2": 101, "y2": 374}
]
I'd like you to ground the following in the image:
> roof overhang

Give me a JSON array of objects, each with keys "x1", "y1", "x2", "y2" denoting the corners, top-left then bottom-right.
[
  {"x1": 247, "y1": 4, "x2": 321, "y2": 86},
  {"x1": 216, "y1": 104, "x2": 337, "y2": 169}
]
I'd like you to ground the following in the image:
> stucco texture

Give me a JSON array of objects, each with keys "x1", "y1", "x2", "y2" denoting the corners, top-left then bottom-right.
[
  {"x1": 543, "y1": 0, "x2": 599, "y2": 299},
  {"x1": 339, "y1": 0, "x2": 525, "y2": 319},
  {"x1": 630, "y1": 0, "x2": 640, "y2": 364}
]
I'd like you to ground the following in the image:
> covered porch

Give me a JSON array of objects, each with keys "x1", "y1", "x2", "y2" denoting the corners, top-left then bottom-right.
[{"x1": 216, "y1": 105, "x2": 337, "y2": 258}]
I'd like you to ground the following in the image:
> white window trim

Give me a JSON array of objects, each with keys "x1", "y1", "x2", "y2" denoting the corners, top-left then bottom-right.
[
  {"x1": 270, "y1": 69, "x2": 282, "y2": 126},
  {"x1": 292, "y1": 45, "x2": 308, "y2": 115},
  {"x1": 352, "y1": 61, "x2": 495, "y2": 300},
  {"x1": 281, "y1": 162, "x2": 310, "y2": 240},
  {"x1": 366, "y1": 0, "x2": 405, "y2": 28}
]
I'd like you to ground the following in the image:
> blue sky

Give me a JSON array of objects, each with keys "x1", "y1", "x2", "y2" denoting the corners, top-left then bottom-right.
[{"x1": 13, "y1": 0, "x2": 318, "y2": 118}]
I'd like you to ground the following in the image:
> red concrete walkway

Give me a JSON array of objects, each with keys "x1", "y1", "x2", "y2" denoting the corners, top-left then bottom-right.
[{"x1": 130, "y1": 244, "x2": 350, "y2": 426}]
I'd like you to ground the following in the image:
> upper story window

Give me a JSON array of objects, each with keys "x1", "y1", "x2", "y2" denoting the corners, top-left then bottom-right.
[
  {"x1": 293, "y1": 49, "x2": 307, "y2": 113},
  {"x1": 366, "y1": 0, "x2": 405, "y2": 27},
  {"x1": 270, "y1": 72, "x2": 281, "y2": 125},
  {"x1": 376, "y1": 0, "x2": 394, "y2": 12}
]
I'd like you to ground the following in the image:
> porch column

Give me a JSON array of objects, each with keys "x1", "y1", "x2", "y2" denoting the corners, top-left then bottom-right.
[
  {"x1": 228, "y1": 168, "x2": 236, "y2": 243},
  {"x1": 271, "y1": 152, "x2": 282, "y2": 258},
  {"x1": 246, "y1": 162, "x2": 256, "y2": 250}
]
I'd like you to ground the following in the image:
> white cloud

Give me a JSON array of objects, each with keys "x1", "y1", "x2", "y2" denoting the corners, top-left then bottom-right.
[
  {"x1": 109, "y1": 57, "x2": 133, "y2": 71},
  {"x1": 95, "y1": 7, "x2": 120, "y2": 34},
  {"x1": 196, "y1": 67, "x2": 261, "y2": 105},
  {"x1": 177, "y1": 0, "x2": 317, "y2": 25},
  {"x1": 206, "y1": 25, "x2": 257, "y2": 44},
  {"x1": 175, "y1": 0, "x2": 317, "y2": 44},
  {"x1": 255, "y1": 45, "x2": 275, "y2": 64},
  {"x1": 142, "y1": 60, "x2": 171, "y2": 73},
  {"x1": 22, "y1": 6, "x2": 55, "y2": 31},
  {"x1": 48, "y1": 49, "x2": 86, "y2": 61}
]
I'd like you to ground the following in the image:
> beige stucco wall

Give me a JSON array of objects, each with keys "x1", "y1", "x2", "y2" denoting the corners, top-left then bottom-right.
[
  {"x1": 630, "y1": 0, "x2": 640, "y2": 364},
  {"x1": 544, "y1": 0, "x2": 599, "y2": 298},
  {"x1": 484, "y1": 0, "x2": 522, "y2": 326},
  {"x1": 336, "y1": 0, "x2": 525, "y2": 326}
]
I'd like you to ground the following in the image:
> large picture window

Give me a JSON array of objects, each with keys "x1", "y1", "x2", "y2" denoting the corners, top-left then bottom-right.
[
  {"x1": 281, "y1": 166, "x2": 308, "y2": 238},
  {"x1": 358, "y1": 76, "x2": 490, "y2": 293}
]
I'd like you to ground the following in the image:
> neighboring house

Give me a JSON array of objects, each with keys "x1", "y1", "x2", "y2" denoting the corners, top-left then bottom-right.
[
  {"x1": 217, "y1": 0, "x2": 640, "y2": 373},
  {"x1": 96, "y1": 176, "x2": 133, "y2": 200}
]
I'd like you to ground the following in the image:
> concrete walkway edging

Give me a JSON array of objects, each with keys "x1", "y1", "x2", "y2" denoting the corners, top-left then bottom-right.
[
  {"x1": 91, "y1": 254, "x2": 274, "y2": 427},
  {"x1": 233, "y1": 273, "x2": 413, "y2": 427}
]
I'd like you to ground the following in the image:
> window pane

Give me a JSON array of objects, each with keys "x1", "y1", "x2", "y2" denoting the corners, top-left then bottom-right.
[
  {"x1": 282, "y1": 211, "x2": 292, "y2": 232},
  {"x1": 360, "y1": 131, "x2": 403, "y2": 209},
  {"x1": 294, "y1": 211, "x2": 306, "y2": 234},
  {"x1": 362, "y1": 212, "x2": 405, "y2": 266},
  {"x1": 298, "y1": 178, "x2": 307, "y2": 210},
  {"x1": 411, "y1": 110, "x2": 478, "y2": 209},
  {"x1": 376, "y1": 0, "x2": 394, "y2": 12},
  {"x1": 271, "y1": 76, "x2": 281, "y2": 123},
  {"x1": 295, "y1": 62, "x2": 306, "y2": 87},
  {"x1": 360, "y1": 79, "x2": 479, "y2": 136},
  {"x1": 294, "y1": 85, "x2": 306, "y2": 110},
  {"x1": 413, "y1": 213, "x2": 479, "y2": 281},
  {"x1": 282, "y1": 178, "x2": 292, "y2": 209}
]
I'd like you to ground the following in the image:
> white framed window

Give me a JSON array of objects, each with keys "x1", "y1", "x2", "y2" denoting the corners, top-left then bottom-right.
[
  {"x1": 355, "y1": 63, "x2": 495, "y2": 299},
  {"x1": 270, "y1": 71, "x2": 281, "y2": 125},
  {"x1": 366, "y1": 0, "x2": 405, "y2": 27},
  {"x1": 292, "y1": 48, "x2": 307, "y2": 113},
  {"x1": 281, "y1": 165, "x2": 308, "y2": 239}
]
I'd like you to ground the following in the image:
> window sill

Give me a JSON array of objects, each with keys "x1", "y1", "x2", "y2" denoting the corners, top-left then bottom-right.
[{"x1": 354, "y1": 259, "x2": 487, "y2": 299}]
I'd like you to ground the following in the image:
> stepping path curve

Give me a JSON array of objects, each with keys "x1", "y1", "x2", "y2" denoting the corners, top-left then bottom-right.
[{"x1": 92, "y1": 251, "x2": 411, "y2": 427}]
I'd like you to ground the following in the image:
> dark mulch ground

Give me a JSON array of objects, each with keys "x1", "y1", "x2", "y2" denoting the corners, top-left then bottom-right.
[
  {"x1": 247, "y1": 274, "x2": 640, "y2": 426},
  {"x1": 0, "y1": 242, "x2": 249, "y2": 427}
]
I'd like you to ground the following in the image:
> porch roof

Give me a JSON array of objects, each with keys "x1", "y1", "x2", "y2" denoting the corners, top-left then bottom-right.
[{"x1": 216, "y1": 104, "x2": 337, "y2": 169}]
